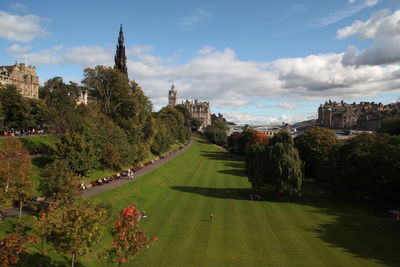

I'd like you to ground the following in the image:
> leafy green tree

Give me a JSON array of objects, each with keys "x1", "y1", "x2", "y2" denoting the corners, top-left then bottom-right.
[
  {"x1": 40, "y1": 77, "x2": 84, "y2": 134},
  {"x1": 82, "y1": 66, "x2": 130, "y2": 117},
  {"x1": 39, "y1": 160, "x2": 80, "y2": 204},
  {"x1": 53, "y1": 132, "x2": 100, "y2": 177},
  {"x1": 380, "y1": 116, "x2": 400, "y2": 135},
  {"x1": 320, "y1": 133, "x2": 400, "y2": 204},
  {"x1": 294, "y1": 127, "x2": 337, "y2": 179},
  {"x1": 0, "y1": 84, "x2": 34, "y2": 129},
  {"x1": 151, "y1": 119, "x2": 173, "y2": 155},
  {"x1": 82, "y1": 66, "x2": 156, "y2": 162},
  {"x1": 43, "y1": 202, "x2": 108, "y2": 267},
  {"x1": 0, "y1": 137, "x2": 33, "y2": 222},
  {"x1": 26, "y1": 98, "x2": 50, "y2": 127},
  {"x1": 205, "y1": 118, "x2": 229, "y2": 146},
  {"x1": 247, "y1": 131, "x2": 303, "y2": 196},
  {"x1": 156, "y1": 106, "x2": 189, "y2": 143}
]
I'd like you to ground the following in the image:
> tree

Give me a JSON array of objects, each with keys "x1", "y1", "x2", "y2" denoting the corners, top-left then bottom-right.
[
  {"x1": 82, "y1": 66, "x2": 131, "y2": 117},
  {"x1": 0, "y1": 137, "x2": 33, "y2": 222},
  {"x1": 155, "y1": 106, "x2": 189, "y2": 143},
  {"x1": 43, "y1": 202, "x2": 108, "y2": 267},
  {"x1": 0, "y1": 233, "x2": 37, "y2": 266},
  {"x1": 205, "y1": 118, "x2": 229, "y2": 146},
  {"x1": 228, "y1": 129, "x2": 268, "y2": 155},
  {"x1": 0, "y1": 84, "x2": 34, "y2": 129},
  {"x1": 104, "y1": 205, "x2": 156, "y2": 266},
  {"x1": 380, "y1": 116, "x2": 400, "y2": 135},
  {"x1": 151, "y1": 119, "x2": 173, "y2": 155},
  {"x1": 294, "y1": 127, "x2": 337, "y2": 179},
  {"x1": 246, "y1": 131, "x2": 303, "y2": 196},
  {"x1": 53, "y1": 132, "x2": 100, "y2": 177},
  {"x1": 40, "y1": 77, "x2": 84, "y2": 134},
  {"x1": 39, "y1": 160, "x2": 80, "y2": 204}
]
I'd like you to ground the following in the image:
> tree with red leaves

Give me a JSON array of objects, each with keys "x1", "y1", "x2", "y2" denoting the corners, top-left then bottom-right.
[
  {"x1": 105, "y1": 205, "x2": 156, "y2": 266},
  {"x1": 0, "y1": 233, "x2": 37, "y2": 267}
]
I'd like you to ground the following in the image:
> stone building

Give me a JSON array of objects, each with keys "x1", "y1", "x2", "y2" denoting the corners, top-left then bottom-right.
[
  {"x1": 182, "y1": 99, "x2": 211, "y2": 130},
  {"x1": 167, "y1": 84, "x2": 211, "y2": 130},
  {"x1": 0, "y1": 63, "x2": 39, "y2": 99},
  {"x1": 318, "y1": 100, "x2": 400, "y2": 131}
]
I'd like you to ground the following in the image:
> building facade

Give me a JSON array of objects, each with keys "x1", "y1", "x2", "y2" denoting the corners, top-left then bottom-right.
[
  {"x1": 318, "y1": 100, "x2": 400, "y2": 131},
  {"x1": 0, "y1": 63, "x2": 39, "y2": 99},
  {"x1": 166, "y1": 84, "x2": 211, "y2": 130},
  {"x1": 182, "y1": 99, "x2": 211, "y2": 130}
]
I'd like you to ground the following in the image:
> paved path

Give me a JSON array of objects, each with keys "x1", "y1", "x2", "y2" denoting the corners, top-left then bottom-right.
[
  {"x1": 82, "y1": 140, "x2": 192, "y2": 198},
  {"x1": 1, "y1": 140, "x2": 192, "y2": 220}
]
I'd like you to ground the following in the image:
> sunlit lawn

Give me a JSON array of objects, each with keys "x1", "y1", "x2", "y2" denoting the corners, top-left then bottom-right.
[{"x1": 1, "y1": 138, "x2": 399, "y2": 266}]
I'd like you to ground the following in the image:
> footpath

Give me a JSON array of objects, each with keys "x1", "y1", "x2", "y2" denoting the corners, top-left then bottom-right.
[
  {"x1": 83, "y1": 140, "x2": 192, "y2": 198},
  {"x1": 2, "y1": 140, "x2": 192, "y2": 219}
]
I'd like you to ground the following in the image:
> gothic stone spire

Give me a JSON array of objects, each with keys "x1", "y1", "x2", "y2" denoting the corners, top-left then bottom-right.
[{"x1": 114, "y1": 24, "x2": 128, "y2": 75}]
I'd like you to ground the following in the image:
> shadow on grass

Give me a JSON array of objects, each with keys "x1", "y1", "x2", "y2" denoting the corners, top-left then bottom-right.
[
  {"x1": 32, "y1": 156, "x2": 52, "y2": 168},
  {"x1": 201, "y1": 150, "x2": 247, "y2": 178},
  {"x1": 18, "y1": 253, "x2": 73, "y2": 267},
  {"x1": 171, "y1": 183, "x2": 400, "y2": 266},
  {"x1": 171, "y1": 186, "x2": 251, "y2": 200}
]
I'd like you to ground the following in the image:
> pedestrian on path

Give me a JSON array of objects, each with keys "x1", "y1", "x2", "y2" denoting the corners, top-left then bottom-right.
[{"x1": 210, "y1": 212, "x2": 214, "y2": 222}]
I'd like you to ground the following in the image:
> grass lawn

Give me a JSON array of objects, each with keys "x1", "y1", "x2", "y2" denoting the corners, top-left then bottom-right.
[
  {"x1": 0, "y1": 135, "x2": 58, "y2": 150},
  {"x1": 82, "y1": 138, "x2": 400, "y2": 267},
  {"x1": 2, "y1": 138, "x2": 399, "y2": 266}
]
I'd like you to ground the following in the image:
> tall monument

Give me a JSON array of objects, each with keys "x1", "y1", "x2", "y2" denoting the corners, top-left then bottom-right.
[
  {"x1": 168, "y1": 84, "x2": 177, "y2": 106},
  {"x1": 114, "y1": 24, "x2": 128, "y2": 75}
]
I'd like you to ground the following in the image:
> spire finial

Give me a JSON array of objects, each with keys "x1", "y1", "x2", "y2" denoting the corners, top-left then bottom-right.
[{"x1": 114, "y1": 24, "x2": 128, "y2": 75}]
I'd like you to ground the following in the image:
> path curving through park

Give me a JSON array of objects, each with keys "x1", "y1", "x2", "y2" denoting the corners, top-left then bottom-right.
[{"x1": 83, "y1": 140, "x2": 192, "y2": 198}]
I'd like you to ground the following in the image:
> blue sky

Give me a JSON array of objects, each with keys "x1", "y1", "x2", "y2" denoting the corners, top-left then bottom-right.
[{"x1": 1, "y1": 0, "x2": 400, "y2": 124}]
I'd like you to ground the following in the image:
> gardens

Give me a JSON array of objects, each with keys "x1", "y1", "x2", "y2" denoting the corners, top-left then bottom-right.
[{"x1": 1, "y1": 137, "x2": 399, "y2": 266}]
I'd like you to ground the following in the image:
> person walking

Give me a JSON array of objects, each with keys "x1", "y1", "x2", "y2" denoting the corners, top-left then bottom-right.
[{"x1": 210, "y1": 212, "x2": 214, "y2": 222}]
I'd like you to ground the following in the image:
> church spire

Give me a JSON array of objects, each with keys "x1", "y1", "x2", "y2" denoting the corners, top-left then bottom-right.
[{"x1": 114, "y1": 24, "x2": 128, "y2": 75}]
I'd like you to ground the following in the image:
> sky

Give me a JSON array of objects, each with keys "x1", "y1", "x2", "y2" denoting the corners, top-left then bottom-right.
[{"x1": 1, "y1": 0, "x2": 400, "y2": 125}]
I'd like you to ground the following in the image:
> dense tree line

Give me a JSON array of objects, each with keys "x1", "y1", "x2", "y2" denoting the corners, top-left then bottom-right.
[
  {"x1": 228, "y1": 128, "x2": 268, "y2": 155},
  {"x1": 294, "y1": 127, "x2": 400, "y2": 205},
  {"x1": 204, "y1": 118, "x2": 229, "y2": 146}
]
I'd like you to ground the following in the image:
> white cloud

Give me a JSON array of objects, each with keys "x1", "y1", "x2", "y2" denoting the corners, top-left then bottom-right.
[
  {"x1": 178, "y1": 9, "x2": 211, "y2": 28},
  {"x1": 6, "y1": 43, "x2": 30, "y2": 53},
  {"x1": 256, "y1": 103, "x2": 298, "y2": 110},
  {"x1": 337, "y1": 9, "x2": 400, "y2": 39},
  {"x1": 311, "y1": 0, "x2": 380, "y2": 27},
  {"x1": 126, "y1": 45, "x2": 154, "y2": 56},
  {"x1": 0, "y1": 10, "x2": 48, "y2": 42},
  {"x1": 339, "y1": 9, "x2": 400, "y2": 65},
  {"x1": 224, "y1": 112, "x2": 315, "y2": 125},
  {"x1": 277, "y1": 103, "x2": 298, "y2": 110},
  {"x1": 11, "y1": 45, "x2": 113, "y2": 66},
  {"x1": 10, "y1": 44, "x2": 400, "y2": 124},
  {"x1": 10, "y1": 3, "x2": 28, "y2": 12}
]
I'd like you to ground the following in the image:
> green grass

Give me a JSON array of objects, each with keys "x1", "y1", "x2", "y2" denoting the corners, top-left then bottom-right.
[
  {"x1": 84, "y1": 138, "x2": 400, "y2": 266},
  {"x1": 3, "y1": 138, "x2": 400, "y2": 266},
  {"x1": 0, "y1": 135, "x2": 58, "y2": 150}
]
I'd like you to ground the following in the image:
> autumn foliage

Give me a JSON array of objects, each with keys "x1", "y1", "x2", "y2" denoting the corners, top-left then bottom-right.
[
  {"x1": 0, "y1": 233, "x2": 37, "y2": 267},
  {"x1": 107, "y1": 205, "x2": 156, "y2": 266},
  {"x1": 228, "y1": 129, "x2": 268, "y2": 155}
]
